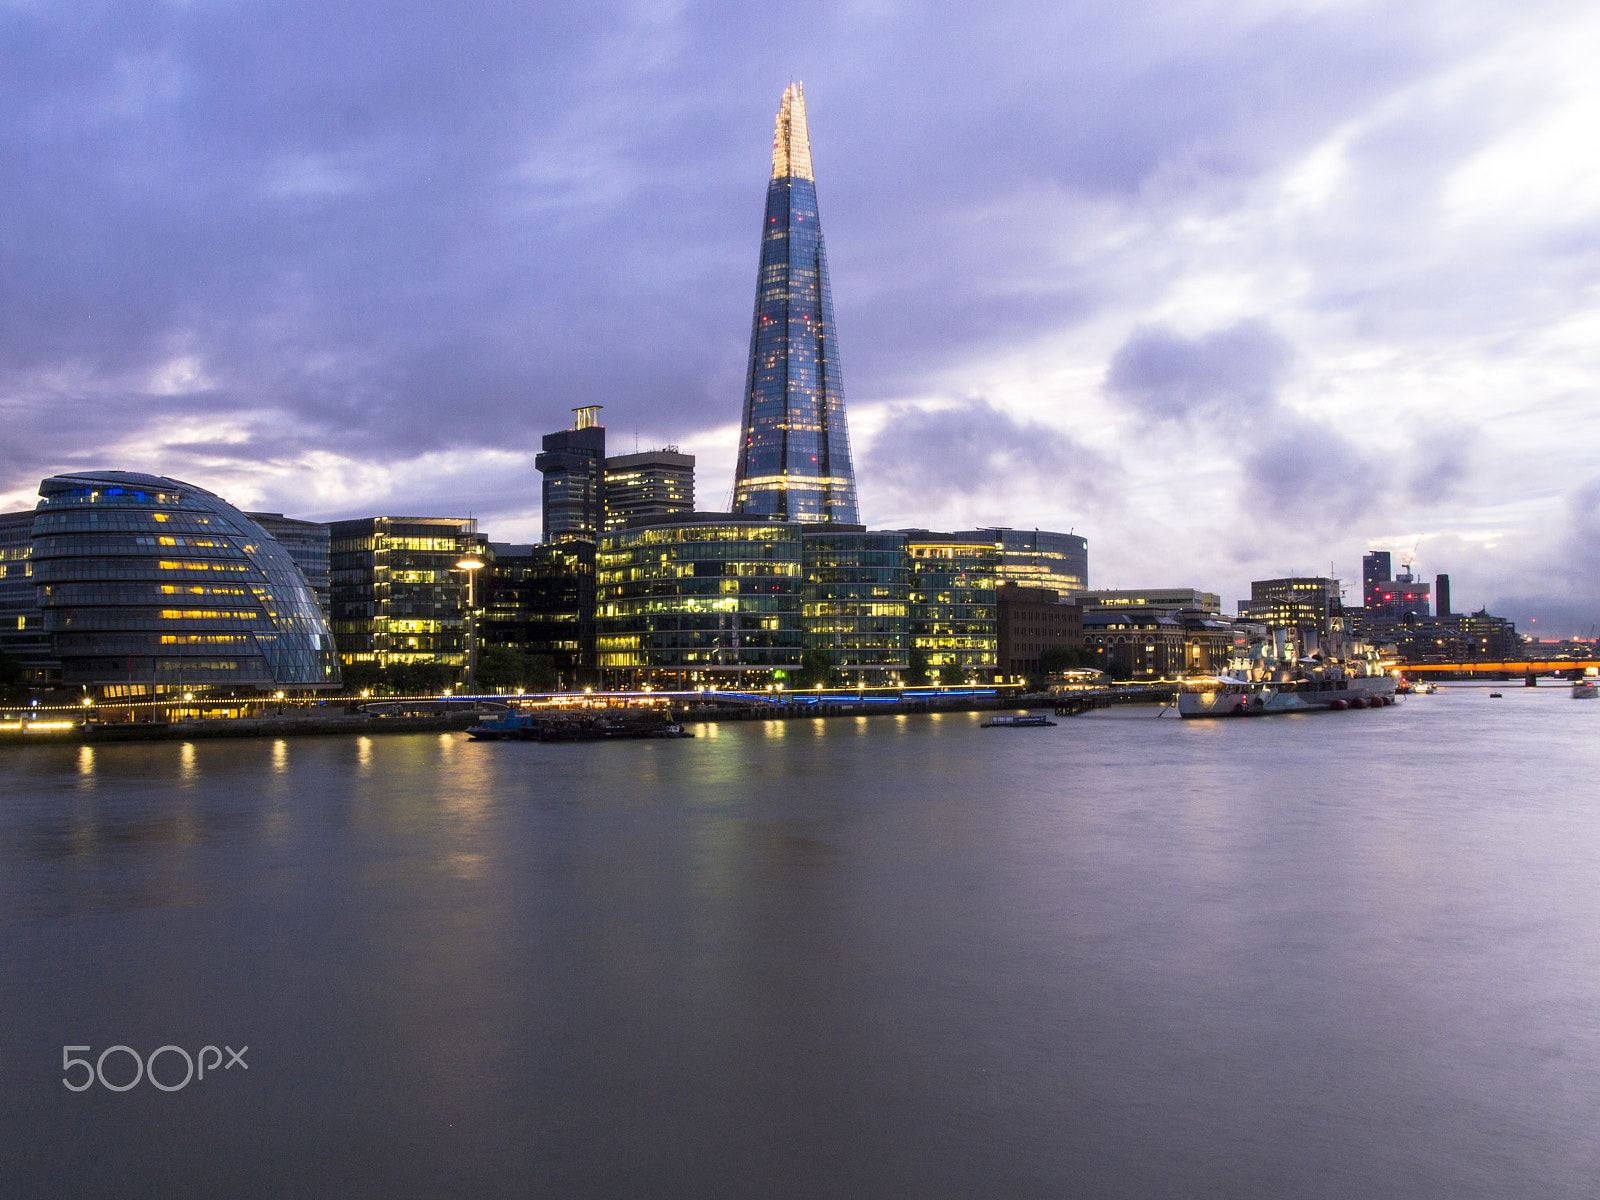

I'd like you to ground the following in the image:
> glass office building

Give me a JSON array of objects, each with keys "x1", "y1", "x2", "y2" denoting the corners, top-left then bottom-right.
[
  {"x1": 27, "y1": 471, "x2": 339, "y2": 694},
  {"x1": 731, "y1": 83, "x2": 859, "y2": 525},
  {"x1": 596, "y1": 514, "x2": 803, "y2": 685},
  {"x1": 801, "y1": 530, "x2": 910, "y2": 684},
  {"x1": 481, "y1": 541, "x2": 595, "y2": 684},
  {"x1": 954, "y1": 528, "x2": 1087, "y2": 597},
  {"x1": 328, "y1": 516, "x2": 479, "y2": 677},
  {"x1": 537, "y1": 406, "x2": 607, "y2": 543},
  {"x1": 907, "y1": 535, "x2": 999, "y2": 681},
  {"x1": 0, "y1": 508, "x2": 56, "y2": 682},
  {"x1": 603, "y1": 450, "x2": 695, "y2": 531}
]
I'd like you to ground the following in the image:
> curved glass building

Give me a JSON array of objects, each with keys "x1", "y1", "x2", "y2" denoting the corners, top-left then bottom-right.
[
  {"x1": 29, "y1": 471, "x2": 341, "y2": 694},
  {"x1": 731, "y1": 83, "x2": 859, "y2": 524}
]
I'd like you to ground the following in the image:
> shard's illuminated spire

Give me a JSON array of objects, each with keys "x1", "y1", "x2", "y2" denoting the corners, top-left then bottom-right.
[
  {"x1": 770, "y1": 81, "x2": 814, "y2": 182},
  {"x1": 733, "y1": 83, "x2": 858, "y2": 525}
]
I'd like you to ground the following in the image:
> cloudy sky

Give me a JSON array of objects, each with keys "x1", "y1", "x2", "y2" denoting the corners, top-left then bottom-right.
[{"x1": 3, "y1": 0, "x2": 1598, "y2": 632}]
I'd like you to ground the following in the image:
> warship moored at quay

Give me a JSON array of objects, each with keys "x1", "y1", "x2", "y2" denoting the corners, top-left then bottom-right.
[{"x1": 1178, "y1": 662, "x2": 1398, "y2": 718}]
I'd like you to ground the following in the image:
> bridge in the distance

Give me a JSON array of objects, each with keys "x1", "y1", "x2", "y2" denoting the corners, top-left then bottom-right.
[{"x1": 1402, "y1": 661, "x2": 1599, "y2": 676}]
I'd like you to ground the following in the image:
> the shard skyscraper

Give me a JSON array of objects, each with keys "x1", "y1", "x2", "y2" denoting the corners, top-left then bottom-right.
[{"x1": 731, "y1": 82, "x2": 860, "y2": 525}]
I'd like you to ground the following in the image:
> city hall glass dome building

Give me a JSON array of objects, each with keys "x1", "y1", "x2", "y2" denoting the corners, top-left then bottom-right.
[{"x1": 29, "y1": 471, "x2": 340, "y2": 694}]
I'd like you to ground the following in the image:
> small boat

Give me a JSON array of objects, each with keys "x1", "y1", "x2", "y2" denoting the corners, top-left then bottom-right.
[
  {"x1": 1489, "y1": 692, "x2": 1503, "y2": 698},
  {"x1": 1573, "y1": 681, "x2": 1598, "y2": 699},
  {"x1": 982, "y1": 713, "x2": 1057, "y2": 728}
]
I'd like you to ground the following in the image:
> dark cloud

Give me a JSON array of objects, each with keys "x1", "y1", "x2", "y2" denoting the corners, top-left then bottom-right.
[
  {"x1": 0, "y1": 0, "x2": 1441, "y2": 516},
  {"x1": 1105, "y1": 319, "x2": 1293, "y2": 425},
  {"x1": 864, "y1": 397, "x2": 1117, "y2": 508},
  {"x1": 1243, "y1": 419, "x2": 1387, "y2": 529},
  {"x1": 1404, "y1": 422, "x2": 1479, "y2": 506}
]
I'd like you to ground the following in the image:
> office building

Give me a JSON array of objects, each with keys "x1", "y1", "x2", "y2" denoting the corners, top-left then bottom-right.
[
  {"x1": 596, "y1": 513, "x2": 803, "y2": 686},
  {"x1": 1367, "y1": 575, "x2": 1431, "y2": 620},
  {"x1": 1385, "y1": 609, "x2": 1521, "y2": 663},
  {"x1": 1436, "y1": 574, "x2": 1451, "y2": 617},
  {"x1": 801, "y1": 528, "x2": 910, "y2": 685},
  {"x1": 995, "y1": 583, "x2": 1082, "y2": 680},
  {"x1": 0, "y1": 508, "x2": 56, "y2": 683},
  {"x1": 537, "y1": 406, "x2": 606, "y2": 543},
  {"x1": 731, "y1": 83, "x2": 860, "y2": 524},
  {"x1": 480, "y1": 541, "x2": 595, "y2": 685},
  {"x1": 1240, "y1": 577, "x2": 1343, "y2": 652},
  {"x1": 328, "y1": 516, "x2": 478, "y2": 678},
  {"x1": 1362, "y1": 551, "x2": 1391, "y2": 608},
  {"x1": 247, "y1": 512, "x2": 331, "y2": 615},
  {"x1": 603, "y1": 449, "x2": 695, "y2": 530},
  {"x1": 1082, "y1": 608, "x2": 1186, "y2": 679},
  {"x1": 954, "y1": 528, "x2": 1087, "y2": 597},
  {"x1": 26, "y1": 471, "x2": 338, "y2": 694},
  {"x1": 906, "y1": 534, "x2": 998, "y2": 681},
  {"x1": 1077, "y1": 587, "x2": 1220, "y2": 614}
]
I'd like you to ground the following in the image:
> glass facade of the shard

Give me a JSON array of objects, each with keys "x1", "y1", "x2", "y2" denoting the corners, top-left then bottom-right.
[{"x1": 732, "y1": 82, "x2": 859, "y2": 525}]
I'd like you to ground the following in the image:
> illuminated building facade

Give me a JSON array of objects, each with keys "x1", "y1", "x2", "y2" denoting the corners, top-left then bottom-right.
[
  {"x1": 954, "y1": 528, "x2": 1087, "y2": 596},
  {"x1": 603, "y1": 450, "x2": 695, "y2": 531},
  {"x1": 1239, "y1": 577, "x2": 1343, "y2": 652},
  {"x1": 1077, "y1": 587, "x2": 1220, "y2": 614},
  {"x1": 537, "y1": 406, "x2": 606, "y2": 543},
  {"x1": 801, "y1": 529, "x2": 910, "y2": 684},
  {"x1": 26, "y1": 472, "x2": 338, "y2": 694},
  {"x1": 907, "y1": 535, "x2": 999, "y2": 681},
  {"x1": 596, "y1": 514, "x2": 803, "y2": 685},
  {"x1": 328, "y1": 516, "x2": 478, "y2": 677},
  {"x1": 1082, "y1": 610, "x2": 1185, "y2": 679},
  {"x1": 480, "y1": 541, "x2": 595, "y2": 684},
  {"x1": 0, "y1": 508, "x2": 56, "y2": 682},
  {"x1": 731, "y1": 83, "x2": 859, "y2": 525}
]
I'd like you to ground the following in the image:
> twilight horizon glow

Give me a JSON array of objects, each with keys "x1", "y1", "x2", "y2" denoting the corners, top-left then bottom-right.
[{"x1": 2, "y1": 2, "x2": 1597, "y2": 632}]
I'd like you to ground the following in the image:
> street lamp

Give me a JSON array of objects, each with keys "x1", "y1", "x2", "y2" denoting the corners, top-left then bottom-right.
[{"x1": 457, "y1": 557, "x2": 485, "y2": 693}]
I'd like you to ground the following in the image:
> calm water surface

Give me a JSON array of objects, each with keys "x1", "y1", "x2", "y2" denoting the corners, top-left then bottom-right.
[{"x1": 2, "y1": 689, "x2": 1598, "y2": 1198}]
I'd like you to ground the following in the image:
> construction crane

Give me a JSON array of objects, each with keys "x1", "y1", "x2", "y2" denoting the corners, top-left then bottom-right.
[{"x1": 1399, "y1": 534, "x2": 1424, "y2": 581}]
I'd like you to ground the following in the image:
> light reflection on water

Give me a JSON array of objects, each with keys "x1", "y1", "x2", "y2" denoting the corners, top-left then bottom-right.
[{"x1": 1, "y1": 689, "x2": 1598, "y2": 1199}]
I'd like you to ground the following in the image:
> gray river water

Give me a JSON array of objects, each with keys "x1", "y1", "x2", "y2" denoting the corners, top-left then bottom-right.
[{"x1": 2, "y1": 688, "x2": 1598, "y2": 1198}]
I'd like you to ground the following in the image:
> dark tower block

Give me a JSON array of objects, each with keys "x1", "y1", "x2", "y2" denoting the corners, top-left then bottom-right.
[
  {"x1": 537, "y1": 407, "x2": 606, "y2": 543},
  {"x1": 731, "y1": 83, "x2": 859, "y2": 525}
]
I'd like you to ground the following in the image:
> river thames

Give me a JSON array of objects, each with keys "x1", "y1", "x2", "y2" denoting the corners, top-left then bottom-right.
[{"x1": 3, "y1": 687, "x2": 1598, "y2": 1198}]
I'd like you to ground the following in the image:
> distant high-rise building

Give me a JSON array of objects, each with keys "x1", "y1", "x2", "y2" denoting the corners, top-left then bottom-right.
[
  {"x1": 537, "y1": 406, "x2": 606, "y2": 543},
  {"x1": 604, "y1": 449, "x2": 695, "y2": 530},
  {"x1": 1435, "y1": 573, "x2": 1451, "y2": 617},
  {"x1": 731, "y1": 82, "x2": 859, "y2": 525},
  {"x1": 1363, "y1": 551, "x2": 1391, "y2": 608}
]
